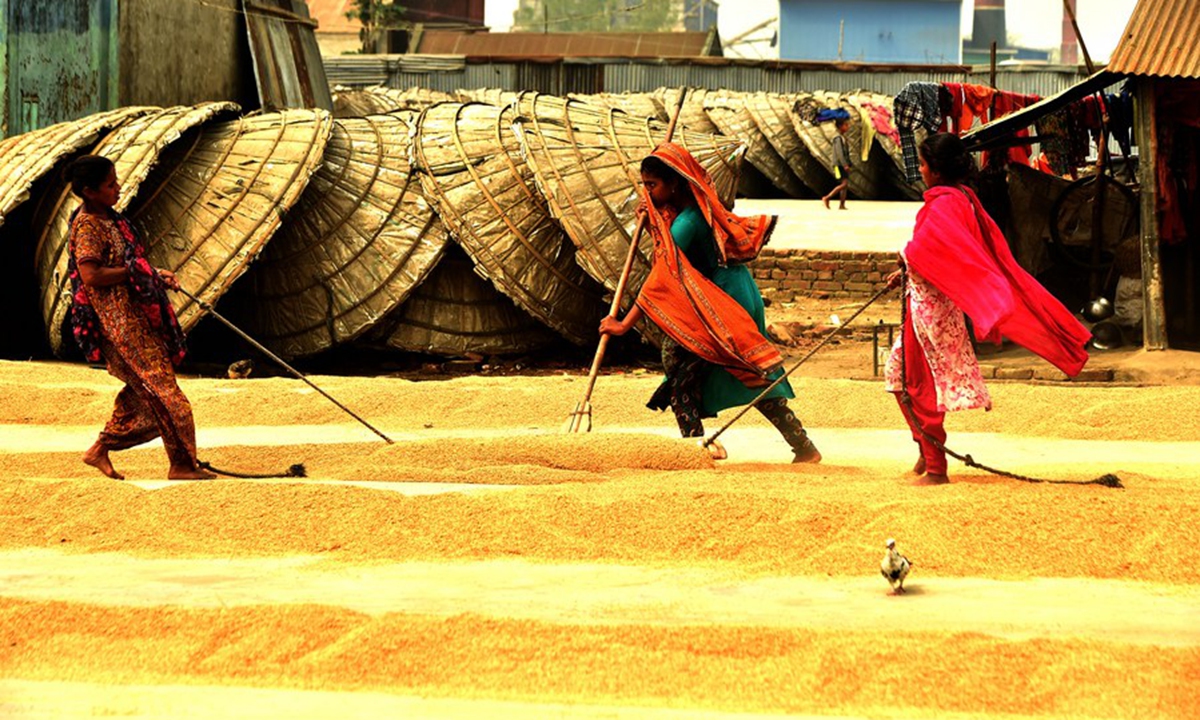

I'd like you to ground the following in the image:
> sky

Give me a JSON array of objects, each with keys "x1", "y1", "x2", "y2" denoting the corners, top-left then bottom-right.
[{"x1": 482, "y1": 0, "x2": 1140, "y2": 61}]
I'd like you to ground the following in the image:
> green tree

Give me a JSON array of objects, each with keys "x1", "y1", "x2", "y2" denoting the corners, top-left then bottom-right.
[
  {"x1": 347, "y1": 0, "x2": 407, "y2": 34},
  {"x1": 512, "y1": 0, "x2": 678, "y2": 33}
]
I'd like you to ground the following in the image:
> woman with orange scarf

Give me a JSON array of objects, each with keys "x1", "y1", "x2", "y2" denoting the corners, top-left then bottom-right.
[{"x1": 599, "y1": 144, "x2": 820, "y2": 462}]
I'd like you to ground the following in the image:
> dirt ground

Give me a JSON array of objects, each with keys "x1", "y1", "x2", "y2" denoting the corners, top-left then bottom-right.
[{"x1": 2, "y1": 350, "x2": 1199, "y2": 719}]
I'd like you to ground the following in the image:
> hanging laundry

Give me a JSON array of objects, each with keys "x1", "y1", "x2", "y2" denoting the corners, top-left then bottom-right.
[{"x1": 894, "y1": 82, "x2": 944, "y2": 183}]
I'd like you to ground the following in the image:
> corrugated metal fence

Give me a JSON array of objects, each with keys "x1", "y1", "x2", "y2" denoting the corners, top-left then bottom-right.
[{"x1": 325, "y1": 56, "x2": 1090, "y2": 99}]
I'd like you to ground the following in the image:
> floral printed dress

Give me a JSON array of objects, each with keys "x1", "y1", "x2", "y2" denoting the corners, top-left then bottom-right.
[
  {"x1": 884, "y1": 261, "x2": 991, "y2": 414},
  {"x1": 69, "y1": 210, "x2": 200, "y2": 469}
]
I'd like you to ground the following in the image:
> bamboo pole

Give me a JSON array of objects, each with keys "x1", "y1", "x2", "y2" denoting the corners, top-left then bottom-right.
[{"x1": 565, "y1": 87, "x2": 690, "y2": 432}]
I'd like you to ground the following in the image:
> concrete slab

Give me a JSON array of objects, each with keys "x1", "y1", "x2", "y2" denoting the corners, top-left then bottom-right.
[{"x1": 735, "y1": 199, "x2": 920, "y2": 253}]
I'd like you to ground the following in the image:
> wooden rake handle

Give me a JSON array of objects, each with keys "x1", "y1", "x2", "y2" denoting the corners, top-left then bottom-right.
[{"x1": 566, "y1": 87, "x2": 690, "y2": 432}]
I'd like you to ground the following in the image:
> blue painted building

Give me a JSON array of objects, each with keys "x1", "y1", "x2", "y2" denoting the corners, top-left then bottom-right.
[{"x1": 779, "y1": 0, "x2": 963, "y2": 64}]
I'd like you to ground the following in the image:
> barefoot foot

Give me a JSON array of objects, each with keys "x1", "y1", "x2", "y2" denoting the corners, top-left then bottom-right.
[
  {"x1": 912, "y1": 456, "x2": 926, "y2": 475},
  {"x1": 83, "y1": 443, "x2": 123, "y2": 480},
  {"x1": 822, "y1": 196, "x2": 831, "y2": 209},
  {"x1": 911, "y1": 472, "x2": 949, "y2": 486},
  {"x1": 792, "y1": 444, "x2": 822, "y2": 464},
  {"x1": 168, "y1": 465, "x2": 217, "y2": 481}
]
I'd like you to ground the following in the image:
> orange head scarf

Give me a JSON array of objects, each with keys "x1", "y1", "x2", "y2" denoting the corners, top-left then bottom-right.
[{"x1": 635, "y1": 143, "x2": 782, "y2": 384}]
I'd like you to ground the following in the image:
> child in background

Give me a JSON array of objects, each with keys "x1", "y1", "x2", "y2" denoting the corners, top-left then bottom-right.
[{"x1": 822, "y1": 117, "x2": 852, "y2": 210}]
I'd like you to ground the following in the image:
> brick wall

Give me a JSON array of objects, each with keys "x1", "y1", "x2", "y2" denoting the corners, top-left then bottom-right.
[{"x1": 750, "y1": 249, "x2": 899, "y2": 303}]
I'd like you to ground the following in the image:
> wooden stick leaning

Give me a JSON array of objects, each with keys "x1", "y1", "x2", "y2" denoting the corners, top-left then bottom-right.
[
  {"x1": 175, "y1": 286, "x2": 395, "y2": 445},
  {"x1": 565, "y1": 87, "x2": 690, "y2": 432}
]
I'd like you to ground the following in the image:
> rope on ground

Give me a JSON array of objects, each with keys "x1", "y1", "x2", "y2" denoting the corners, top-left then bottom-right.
[
  {"x1": 198, "y1": 461, "x2": 307, "y2": 479},
  {"x1": 897, "y1": 268, "x2": 1122, "y2": 489}
]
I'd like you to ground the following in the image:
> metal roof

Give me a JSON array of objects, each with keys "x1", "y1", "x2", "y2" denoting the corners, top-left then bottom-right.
[
  {"x1": 1107, "y1": 0, "x2": 1200, "y2": 78},
  {"x1": 412, "y1": 28, "x2": 722, "y2": 57}
]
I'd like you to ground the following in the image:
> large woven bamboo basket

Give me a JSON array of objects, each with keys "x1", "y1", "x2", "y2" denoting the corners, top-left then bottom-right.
[
  {"x1": 847, "y1": 91, "x2": 926, "y2": 200},
  {"x1": 238, "y1": 112, "x2": 451, "y2": 359},
  {"x1": 456, "y1": 88, "x2": 520, "y2": 106},
  {"x1": 36, "y1": 109, "x2": 332, "y2": 355},
  {"x1": 34, "y1": 103, "x2": 245, "y2": 354},
  {"x1": 656, "y1": 87, "x2": 720, "y2": 135},
  {"x1": 0, "y1": 106, "x2": 157, "y2": 229},
  {"x1": 412, "y1": 101, "x2": 605, "y2": 346},
  {"x1": 743, "y1": 91, "x2": 835, "y2": 196},
  {"x1": 332, "y1": 86, "x2": 461, "y2": 118},
  {"x1": 788, "y1": 91, "x2": 883, "y2": 200},
  {"x1": 366, "y1": 244, "x2": 559, "y2": 356},
  {"x1": 513, "y1": 92, "x2": 747, "y2": 302},
  {"x1": 703, "y1": 89, "x2": 809, "y2": 198},
  {"x1": 568, "y1": 92, "x2": 667, "y2": 122}
]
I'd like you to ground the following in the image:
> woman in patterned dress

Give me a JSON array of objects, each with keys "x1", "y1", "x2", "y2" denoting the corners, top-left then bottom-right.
[
  {"x1": 599, "y1": 143, "x2": 820, "y2": 463},
  {"x1": 65, "y1": 155, "x2": 215, "y2": 481},
  {"x1": 885, "y1": 134, "x2": 1091, "y2": 485}
]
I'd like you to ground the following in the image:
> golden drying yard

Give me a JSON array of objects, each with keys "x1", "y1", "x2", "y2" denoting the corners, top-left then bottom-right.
[{"x1": 1, "y1": 357, "x2": 1198, "y2": 719}]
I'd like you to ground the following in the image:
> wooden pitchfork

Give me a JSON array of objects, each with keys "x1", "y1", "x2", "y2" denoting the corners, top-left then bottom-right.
[{"x1": 565, "y1": 87, "x2": 690, "y2": 432}]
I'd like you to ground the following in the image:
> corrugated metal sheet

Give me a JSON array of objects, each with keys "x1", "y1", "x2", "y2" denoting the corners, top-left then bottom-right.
[
  {"x1": 244, "y1": 0, "x2": 334, "y2": 110},
  {"x1": 413, "y1": 30, "x2": 719, "y2": 57},
  {"x1": 324, "y1": 56, "x2": 1089, "y2": 99},
  {"x1": 1107, "y1": 0, "x2": 1200, "y2": 78}
]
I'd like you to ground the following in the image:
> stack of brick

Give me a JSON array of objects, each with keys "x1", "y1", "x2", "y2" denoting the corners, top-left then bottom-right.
[{"x1": 750, "y1": 249, "x2": 899, "y2": 303}]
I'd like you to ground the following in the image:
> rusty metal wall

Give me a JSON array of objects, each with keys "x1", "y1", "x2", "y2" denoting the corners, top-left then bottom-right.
[
  {"x1": 1, "y1": 0, "x2": 119, "y2": 137},
  {"x1": 325, "y1": 56, "x2": 1090, "y2": 100},
  {"x1": 243, "y1": 0, "x2": 333, "y2": 111},
  {"x1": 118, "y1": 0, "x2": 257, "y2": 110}
]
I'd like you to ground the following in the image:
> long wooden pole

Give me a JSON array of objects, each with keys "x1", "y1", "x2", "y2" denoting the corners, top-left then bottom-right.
[{"x1": 566, "y1": 87, "x2": 690, "y2": 432}]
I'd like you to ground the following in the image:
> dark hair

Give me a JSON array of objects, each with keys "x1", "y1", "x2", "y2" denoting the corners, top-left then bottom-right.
[
  {"x1": 918, "y1": 133, "x2": 976, "y2": 185},
  {"x1": 640, "y1": 155, "x2": 684, "y2": 185},
  {"x1": 65, "y1": 154, "x2": 115, "y2": 197}
]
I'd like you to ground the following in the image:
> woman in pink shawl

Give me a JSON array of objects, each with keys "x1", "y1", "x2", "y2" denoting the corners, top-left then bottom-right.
[{"x1": 885, "y1": 133, "x2": 1091, "y2": 485}]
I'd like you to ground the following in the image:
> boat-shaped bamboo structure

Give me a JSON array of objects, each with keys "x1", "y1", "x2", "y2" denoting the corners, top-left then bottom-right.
[
  {"x1": 456, "y1": 88, "x2": 520, "y2": 106},
  {"x1": 656, "y1": 87, "x2": 721, "y2": 135},
  {"x1": 35, "y1": 103, "x2": 246, "y2": 353},
  {"x1": 238, "y1": 111, "x2": 451, "y2": 359},
  {"x1": 703, "y1": 89, "x2": 810, "y2": 198},
  {"x1": 412, "y1": 101, "x2": 605, "y2": 346},
  {"x1": 788, "y1": 91, "x2": 886, "y2": 200},
  {"x1": 513, "y1": 92, "x2": 747, "y2": 304},
  {"x1": 332, "y1": 86, "x2": 461, "y2": 118},
  {"x1": 366, "y1": 244, "x2": 559, "y2": 356},
  {"x1": 568, "y1": 92, "x2": 667, "y2": 122},
  {"x1": 36, "y1": 109, "x2": 332, "y2": 355},
  {"x1": 847, "y1": 91, "x2": 926, "y2": 200},
  {"x1": 0, "y1": 106, "x2": 157, "y2": 229},
  {"x1": 743, "y1": 91, "x2": 835, "y2": 197}
]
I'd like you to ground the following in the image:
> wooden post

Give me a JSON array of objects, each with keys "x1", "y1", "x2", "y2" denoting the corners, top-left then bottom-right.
[
  {"x1": 1061, "y1": 0, "x2": 1095, "y2": 73},
  {"x1": 989, "y1": 41, "x2": 997, "y2": 89},
  {"x1": 1134, "y1": 79, "x2": 1167, "y2": 350}
]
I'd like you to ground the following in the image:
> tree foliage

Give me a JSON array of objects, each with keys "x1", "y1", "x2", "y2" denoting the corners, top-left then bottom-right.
[
  {"x1": 512, "y1": 0, "x2": 678, "y2": 33},
  {"x1": 346, "y1": 0, "x2": 407, "y2": 33}
]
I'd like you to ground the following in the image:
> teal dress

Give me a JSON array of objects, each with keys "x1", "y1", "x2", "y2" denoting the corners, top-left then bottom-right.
[{"x1": 664, "y1": 205, "x2": 794, "y2": 416}]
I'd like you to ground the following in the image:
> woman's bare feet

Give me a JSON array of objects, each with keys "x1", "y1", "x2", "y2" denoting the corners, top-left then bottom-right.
[
  {"x1": 168, "y1": 465, "x2": 217, "y2": 481},
  {"x1": 912, "y1": 456, "x2": 926, "y2": 475},
  {"x1": 911, "y1": 472, "x2": 949, "y2": 486},
  {"x1": 792, "y1": 443, "x2": 822, "y2": 464},
  {"x1": 83, "y1": 442, "x2": 123, "y2": 480}
]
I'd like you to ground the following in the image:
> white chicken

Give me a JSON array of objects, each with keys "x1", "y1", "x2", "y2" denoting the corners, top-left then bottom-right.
[{"x1": 880, "y1": 538, "x2": 912, "y2": 594}]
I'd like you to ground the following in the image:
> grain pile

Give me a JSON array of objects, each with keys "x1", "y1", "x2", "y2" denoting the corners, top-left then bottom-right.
[{"x1": 2, "y1": 359, "x2": 1199, "y2": 719}]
